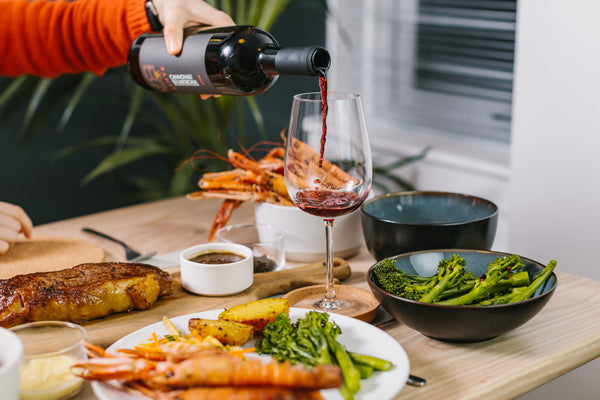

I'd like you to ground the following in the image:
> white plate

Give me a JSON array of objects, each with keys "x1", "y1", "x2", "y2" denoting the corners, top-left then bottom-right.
[{"x1": 92, "y1": 308, "x2": 410, "y2": 400}]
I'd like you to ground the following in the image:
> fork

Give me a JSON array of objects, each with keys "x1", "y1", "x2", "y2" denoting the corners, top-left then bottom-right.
[{"x1": 82, "y1": 227, "x2": 157, "y2": 262}]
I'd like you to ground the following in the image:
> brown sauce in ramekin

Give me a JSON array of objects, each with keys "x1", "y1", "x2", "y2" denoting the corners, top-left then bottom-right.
[{"x1": 188, "y1": 251, "x2": 245, "y2": 264}]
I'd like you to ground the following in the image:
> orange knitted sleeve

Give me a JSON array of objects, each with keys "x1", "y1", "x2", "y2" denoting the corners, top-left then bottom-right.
[{"x1": 0, "y1": 0, "x2": 152, "y2": 78}]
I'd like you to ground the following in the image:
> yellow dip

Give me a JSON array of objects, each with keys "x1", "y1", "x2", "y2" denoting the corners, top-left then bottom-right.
[{"x1": 19, "y1": 354, "x2": 83, "y2": 400}]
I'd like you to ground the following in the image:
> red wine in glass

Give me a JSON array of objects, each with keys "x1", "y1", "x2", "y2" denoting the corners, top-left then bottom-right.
[{"x1": 294, "y1": 190, "x2": 365, "y2": 218}]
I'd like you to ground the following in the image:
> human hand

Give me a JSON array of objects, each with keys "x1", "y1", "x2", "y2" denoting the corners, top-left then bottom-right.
[
  {"x1": 0, "y1": 202, "x2": 33, "y2": 255},
  {"x1": 152, "y1": 0, "x2": 235, "y2": 55}
]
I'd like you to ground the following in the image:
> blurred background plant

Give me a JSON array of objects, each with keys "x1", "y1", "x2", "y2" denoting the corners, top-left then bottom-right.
[
  {"x1": 0, "y1": 0, "x2": 424, "y2": 224},
  {"x1": 371, "y1": 146, "x2": 430, "y2": 194}
]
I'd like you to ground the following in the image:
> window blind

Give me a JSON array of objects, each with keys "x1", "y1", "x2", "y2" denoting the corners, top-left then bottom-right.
[{"x1": 326, "y1": 0, "x2": 517, "y2": 142}]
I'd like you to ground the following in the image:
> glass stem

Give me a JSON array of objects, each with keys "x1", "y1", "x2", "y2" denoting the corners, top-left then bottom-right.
[{"x1": 323, "y1": 218, "x2": 336, "y2": 303}]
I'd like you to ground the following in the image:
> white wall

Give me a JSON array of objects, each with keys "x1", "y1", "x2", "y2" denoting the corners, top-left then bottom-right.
[
  {"x1": 509, "y1": 1, "x2": 600, "y2": 281},
  {"x1": 509, "y1": 1, "x2": 600, "y2": 398}
]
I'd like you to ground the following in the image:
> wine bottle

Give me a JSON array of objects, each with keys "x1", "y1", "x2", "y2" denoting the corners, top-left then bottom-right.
[{"x1": 128, "y1": 25, "x2": 330, "y2": 95}]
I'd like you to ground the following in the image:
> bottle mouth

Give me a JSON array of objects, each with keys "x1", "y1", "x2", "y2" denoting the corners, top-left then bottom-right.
[
  {"x1": 312, "y1": 47, "x2": 331, "y2": 72},
  {"x1": 260, "y1": 46, "x2": 332, "y2": 76}
]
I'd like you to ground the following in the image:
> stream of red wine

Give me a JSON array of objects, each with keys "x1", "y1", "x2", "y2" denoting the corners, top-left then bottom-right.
[{"x1": 318, "y1": 71, "x2": 328, "y2": 168}]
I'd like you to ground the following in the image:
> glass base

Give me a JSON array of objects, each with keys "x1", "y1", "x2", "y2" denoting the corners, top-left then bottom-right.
[
  {"x1": 315, "y1": 298, "x2": 349, "y2": 311},
  {"x1": 290, "y1": 289, "x2": 375, "y2": 318}
]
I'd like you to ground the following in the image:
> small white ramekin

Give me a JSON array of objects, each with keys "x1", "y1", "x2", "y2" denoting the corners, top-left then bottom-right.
[{"x1": 180, "y1": 242, "x2": 254, "y2": 296}]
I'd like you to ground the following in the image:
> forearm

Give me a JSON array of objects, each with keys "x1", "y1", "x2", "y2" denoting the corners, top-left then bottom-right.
[{"x1": 0, "y1": 0, "x2": 151, "y2": 78}]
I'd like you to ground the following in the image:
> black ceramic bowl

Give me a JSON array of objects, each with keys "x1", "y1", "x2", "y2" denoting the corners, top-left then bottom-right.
[
  {"x1": 367, "y1": 249, "x2": 557, "y2": 342},
  {"x1": 361, "y1": 191, "x2": 499, "y2": 261}
]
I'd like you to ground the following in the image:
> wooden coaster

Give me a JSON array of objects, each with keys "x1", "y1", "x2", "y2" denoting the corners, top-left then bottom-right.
[
  {"x1": 283, "y1": 285, "x2": 380, "y2": 323},
  {"x1": 0, "y1": 236, "x2": 105, "y2": 279}
]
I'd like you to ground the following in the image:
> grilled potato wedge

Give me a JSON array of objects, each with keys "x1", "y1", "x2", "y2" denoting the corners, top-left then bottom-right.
[
  {"x1": 218, "y1": 298, "x2": 290, "y2": 332},
  {"x1": 188, "y1": 318, "x2": 254, "y2": 346}
]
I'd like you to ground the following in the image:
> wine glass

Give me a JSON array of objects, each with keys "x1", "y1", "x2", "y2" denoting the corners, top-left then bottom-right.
[{"x1": 284, "y1": 92, "x2": 372, "y2": 313}]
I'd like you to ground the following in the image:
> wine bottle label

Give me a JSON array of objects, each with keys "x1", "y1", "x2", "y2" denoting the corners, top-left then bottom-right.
[{"x1": 137, "y1": 35, "x2": 220, "y2": 94}]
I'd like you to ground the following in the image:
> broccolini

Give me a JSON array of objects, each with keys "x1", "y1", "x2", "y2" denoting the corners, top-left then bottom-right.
[
  {"x1": 373, "y1": 253, "x2": 555, "y2": 306},
  {"x1": 436, "y1": 254, "x2": 524, "y2": 306},
  {"x1": 419, "y1": 254, "x2": 471, "y2": 303},
  {"x1": 256, "y1": 311, "x2": 393, "y2": 400}
]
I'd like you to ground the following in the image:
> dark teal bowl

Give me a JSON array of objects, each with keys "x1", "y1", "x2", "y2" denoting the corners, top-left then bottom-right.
[
  {"x1": 367, "y1": 249, "x2": 557, "y2": 342},
  {"x1": 361, "y1": 191, "x2": 499, "y2": 261}
]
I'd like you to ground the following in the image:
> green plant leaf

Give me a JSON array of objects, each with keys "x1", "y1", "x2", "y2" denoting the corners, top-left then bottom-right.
[
  {"x1": 235, "y1": 0, "x2": 248, "y2": 24},
  {"x1": 0, "y1": 76, "x2": 28, "y2": 107},
  {"x1": 373, "y1": 172, "x2": 417, "y2": 192},
  {"x1": 257, "y1": 0, "x2": 291, "y2": 30},
  {"x1": 194, "y1": 96, "x2": 230, "y2": 151},
  {"x1": 372, "y1": 147, "x2": 431, "y2": 192},
  {"x1": 80, "y1": 142, "x2": 171, "y2": 185},
  {"x1": 169, "y1": 162, "x2": 197, "y2": 197},
  {"x1": 219, "y1": 0, "x2": 233, "y2": 16},
  {"x1": 57, "y1": 73, "x2": 97, "y2": 133},
  {"x1": 19, "y1": 78, "x2": 53, "y2": 141},
  {"x1": 147, "y1": 94, "x2": 195, "y2": 151},
  {"x1": 234, "y1": 98, "x2": 247, "y2": 146},
  {"x1": 244, "y1": 96, "x2": 266, "y2": 139},
  {"x1": 117, "y1": 86, "x2": 145, "y2": 150},
  {"x1": 126, "y1": 174, "x2": 169, "y2": 201},
  {"x1": 51, "y1": 135, "x2": 154, "y2": 160},
  {"x1": 246, "y1": 1, "x2": 265, "y2": 26},
  {"x1": 376, "y1": 146, "x2": 431, "y2": 170}
]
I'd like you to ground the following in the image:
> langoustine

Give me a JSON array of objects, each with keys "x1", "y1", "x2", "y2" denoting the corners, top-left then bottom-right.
[
  {"x1": 72, "y1": 342, "x2": 341, "y2": 400},
  {"x1": 187, "y1": 138, "x2": 359, "y2": 241},
  {"x1": 187, "y1": 145, "x2": 292, "y2": 241}
]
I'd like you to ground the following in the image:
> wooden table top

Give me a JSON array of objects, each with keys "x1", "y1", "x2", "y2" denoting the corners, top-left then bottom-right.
[{"x1": 28, "y1": 196, "x2": 600, "y2": 400}]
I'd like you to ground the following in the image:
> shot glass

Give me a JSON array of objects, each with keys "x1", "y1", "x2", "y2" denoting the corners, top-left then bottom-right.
[{"x1": 216, "y1": 224, "x2": 285, "y2": 272}]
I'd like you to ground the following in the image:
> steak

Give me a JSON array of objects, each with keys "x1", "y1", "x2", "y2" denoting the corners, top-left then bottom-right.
[{"x1": 0, "y1": 262, "x2": 172, "y2": 328}]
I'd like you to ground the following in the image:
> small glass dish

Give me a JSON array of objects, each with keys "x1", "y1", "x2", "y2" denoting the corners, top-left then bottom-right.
[
  {"x1": 10, "y1": 321, "x2": 87, "y2": 400},
  {"x1": 216, "y1": 223, "x2": 285, "y2": 272}
]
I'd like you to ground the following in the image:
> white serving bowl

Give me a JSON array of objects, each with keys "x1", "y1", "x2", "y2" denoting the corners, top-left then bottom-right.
[
  {"x1": 0, "y1": 327, "x2": 23, "y2": 400},
  {"x1": 180, "y1": 242, "x2": 254, "y2": 296},
  {"x1": 254, "y1": 202, "x2": 363, "y2": 262}
]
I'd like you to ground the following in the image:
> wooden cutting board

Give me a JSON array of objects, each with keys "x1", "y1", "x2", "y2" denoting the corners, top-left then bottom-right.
[
  {"x1": 0, "y1": 236, "x2": 105, "y2": 279},
  {"x1": 82, "y1": 258, "x2": 351, "y2": 347}
]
